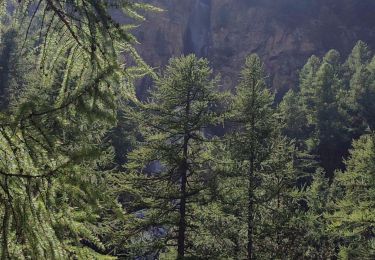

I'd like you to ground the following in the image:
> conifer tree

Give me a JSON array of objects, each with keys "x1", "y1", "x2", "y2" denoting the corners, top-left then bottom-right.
[
  {"x1": 346, "y1": 41, "x2": 372, "y2": 74},
  {"x1": 299, "y1": 55, "x2": 321, "y2": 111},
  {"x1": 0, "y1": 1, "x2": 158, "y2": 258},
  {"x1": 283, "y1": 50, "x2": 352, "y2": 178},
  {"x1": 227, "y1": 54, "x2": 279, "y2": 259},
  {"x1": 300, "y1": 170, "x2": 338, "y2": 258},
  {"x1": 279, "y1": 41, "x2": 375, "y2": 259},
  {"x1": 119, "y1": 54, "x2": 226, "y2": 259},
  {"x1": 329, "y1": 134, "x2": 375, "y2": 258},
  {"x1": 279, "y1": 55, "x2": 322, "y2": 175},
  {"x1": 313, "y1": 50, "x2": 350, "y2": 177},
  {"x1": 355, "y1": 55, "x2": 375, "y2": 131},
  {"x1": 232, "y1": 54, "x2": 274, "y2": 259},
  {"x1": 340, "y1": 41, "x2": 372, "y2": 137}
]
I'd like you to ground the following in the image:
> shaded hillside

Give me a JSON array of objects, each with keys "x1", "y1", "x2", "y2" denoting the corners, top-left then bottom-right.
[{"x1": 133, "y1": 0, "x2": 375, "y2": 97}]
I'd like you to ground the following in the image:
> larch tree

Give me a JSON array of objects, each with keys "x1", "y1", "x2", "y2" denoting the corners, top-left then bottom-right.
[
  {"x1": 118, "y1": 55, "x2": 227, "y2": 259},
  {"x1": 329, "y1": 133, "x2": 375, "y2": 259},
  {"x1": 228, "y1": 54, "x2": 278, "y2": 260},
  {"x1": 283, "y1": 50, "x2": 352, "y2": 179},
  {"x1": 279, "y1": 41, "x2": 375, "y2": 259},
  {"x1": 0, "y1": 0, "x2": 159, "y2": 258},
  {"x1": 301, "y1": 170, "x2": 337, "y2": 259},
  {"x1": 281, "y1": 55, "x2": 321, "y2": 152},
  {"x1": 352, "y1": 49, "x2": 375, "y2": 131},
  {"x1": 313, "y1": 50, "x2": 349, "y2": 178}
]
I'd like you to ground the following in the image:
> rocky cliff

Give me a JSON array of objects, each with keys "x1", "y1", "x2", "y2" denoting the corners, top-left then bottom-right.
[{"x1": 131, "y1": 0, "x2": 375, "y2": 98}]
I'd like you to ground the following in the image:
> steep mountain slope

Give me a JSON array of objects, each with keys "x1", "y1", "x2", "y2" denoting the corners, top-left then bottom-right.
[{"x1": 134, "y1": 0, "x2": 375, "y2": 97}]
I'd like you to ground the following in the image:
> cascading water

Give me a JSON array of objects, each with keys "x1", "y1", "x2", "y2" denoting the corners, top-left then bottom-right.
[{"x1": 183, "y1": 0, "x2": 212, "y2": 58}]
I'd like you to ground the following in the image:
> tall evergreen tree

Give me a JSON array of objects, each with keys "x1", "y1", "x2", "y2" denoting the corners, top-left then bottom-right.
[
  {"x1": 329, "y1": 133, "x2": 375, "y2": 259},
  {"x1": 228, "y1": 54, "x2": 282, "y2": 259},
  {"x1": 119, "y1": 55, "x2": 226, "y2": 259},
  {"x1": 282, "y1": 50, "x2": 353, "y2": 179},
  {"x1": 279, "y1": 55, "x2": 322, "y2": 163},
  {"x1": 341, "y1": 41, "x2": 372, "y2": 137},
  {"x1": 300, "y1": 170, "x2": 337, "y2": 259},
  {"x1": 355, "y1": 55, "x2": 375, "y2": 131},
  {"x1": 279, "y1": 41, "x2": 375, "y2": 259},
  {"x1": 233, "y1": 54, "x2": 274, "y2": 259},
  {"x1": 278, "y1": 90, "x2": 310, "y2": 149},
  {"x1": 314, "y1": 50, "x2": 350, "y2": 177}
]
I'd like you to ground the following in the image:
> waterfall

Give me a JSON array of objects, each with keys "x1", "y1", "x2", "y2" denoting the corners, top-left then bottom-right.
[{"x1": 183, "y1": 0, "x2": 212, "y2": 58}]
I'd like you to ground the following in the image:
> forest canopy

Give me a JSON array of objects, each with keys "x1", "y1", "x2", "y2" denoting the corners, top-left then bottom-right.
[{"x1": 0, "y1": 1, "x2": 374, "y2": 259}]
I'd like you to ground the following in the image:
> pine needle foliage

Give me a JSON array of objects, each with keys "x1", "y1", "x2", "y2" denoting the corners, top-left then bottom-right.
[
  {"x1": 115, "y1": 55, "x2": 228, "y2": 259},
  {"x1": 330, "y1": 133, "x2": 375, "y2": 259},
  {"x1": 224, "y1": 54, "x2": 304, "y2": 259},
  {"x1": 0, "y1": 1, "x2": 158, "y2": 258},
  {"x1": 280, "y1": 42, "x2": 375, "y2": 179}
]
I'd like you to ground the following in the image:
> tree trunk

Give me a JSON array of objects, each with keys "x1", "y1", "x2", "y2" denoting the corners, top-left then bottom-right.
[
  {"x1": 177, "y1": 87, "x2": 191, "y2": 259},
  {"x1": 177, "y1": 157, "x2": 188, "y2": 258},
  {"x1": 247, "y1": 76, "x2": 257, "y2": 260},
  {"x1": 1, "y1": 202, "x2": 10, "y2": 260},
  {"x1": 247, "y1": 155, "x2": 254, "y2": 260}
]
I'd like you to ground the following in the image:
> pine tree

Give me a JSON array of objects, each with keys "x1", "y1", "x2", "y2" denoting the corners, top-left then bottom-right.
[
  {"x1": 341, "y1": 41, "x2": 372, "y2": 137},
  {"x1": 234, "y1": 54, "x2": 275, "y2": 259},
  {"x1": 299, "y1": 55, "x2": 321, "y2": 112},
  {"x1": 119, "y1": 54, "x2": 226, "y2": 259},
  {"x1": 279, "y1": 90, "x2": 310, "y2": 150},
  {"x1": 355, "y1": 55, "x2": 375, "y2": 131},
  {"x1": 228, "y1": 54, "x2": 277, "y2": 259},
  {"x1": 346, "y1": 41, "x2": 372, "y2": 74},
  {"x1": 314, "y1": 50, "x2": 349, "y2": 177},
  {"x1": 0, "y1": 1, "x2": 158, "y2": 258},
  {"x1": 329, "y1": 134, "x2": 375, "y2": 259},
  {"x1": 284, "y1": 50, "x2": 352, "y2": 179},
  {"x1": 297, "y1": 170, "x2": 337, "y2": 259},
  {"x1": 279, "y1": 41, "x2": 375, "y2": 259}
]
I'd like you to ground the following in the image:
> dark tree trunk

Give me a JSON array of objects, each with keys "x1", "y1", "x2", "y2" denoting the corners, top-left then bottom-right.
[
  {"x1": 1, "y1": 202, "x2": 10, "y2": 260},
  {"x1": 177, "y1": 86, "x2": 192, "y2": 259},
  {"x1": 247, "y1": 77, "x2": 256, "y2": 260},
  {"x1": 247, "y1": 155, "x2": 254, "y2": 260},
  {"x1": 177, "y1": 143, "x2": 188, "y2": 259}
]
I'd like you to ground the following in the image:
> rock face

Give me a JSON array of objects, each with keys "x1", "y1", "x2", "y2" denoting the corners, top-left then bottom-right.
[{"x1": 134, "y1": 0, "x2": 375, "y2": 97}]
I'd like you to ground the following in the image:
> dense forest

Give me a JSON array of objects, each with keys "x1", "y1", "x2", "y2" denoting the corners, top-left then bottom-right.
[{"x1": 0, "y1": 1, "x2": 374, "y2": 259}]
